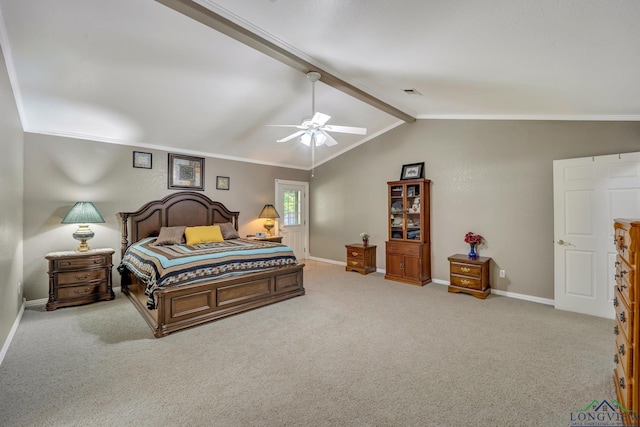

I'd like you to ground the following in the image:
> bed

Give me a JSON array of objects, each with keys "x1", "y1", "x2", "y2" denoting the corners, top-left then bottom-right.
[{"x1": 118, "y1": 192, "x2": 305, "y2": 338}]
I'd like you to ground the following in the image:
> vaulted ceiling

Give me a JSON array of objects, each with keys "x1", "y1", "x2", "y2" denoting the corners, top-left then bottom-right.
[{"x1": 1, "y1": 0, "x2": 639, "y2": 170}]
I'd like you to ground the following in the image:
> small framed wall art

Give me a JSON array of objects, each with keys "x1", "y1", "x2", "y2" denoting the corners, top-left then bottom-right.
[
  {"x1": 216, "y1": 176, "x2": 230, "y2": 190},
  {"x1": 133, "y1": 151, "x2": 152, "y2": 169},
  {"x1": 400, "y1": 162, "x2": 424, "y2": 180},
  {"x1": 168, "y1": 153, "x2": 205, "y2": 190}
]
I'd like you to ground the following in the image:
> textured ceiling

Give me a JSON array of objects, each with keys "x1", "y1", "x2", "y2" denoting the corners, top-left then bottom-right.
[{"x1": 1, "y1": 0, "x2": 639, "y2": 170}]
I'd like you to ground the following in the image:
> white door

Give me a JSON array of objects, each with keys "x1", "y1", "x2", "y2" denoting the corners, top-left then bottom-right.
[
  {"x1": 275, "y1": 179, "x2": 309, "y2": 260},
  {"x1": 554, "y1": 153, "x2": 640, "y2": 318}
]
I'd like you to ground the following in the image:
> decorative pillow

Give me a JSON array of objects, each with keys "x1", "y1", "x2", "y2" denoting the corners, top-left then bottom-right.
[
  {"x1": 152, "y1": 226, "x2": 186, "y2": 246},
  {"x1": 218, "y1": 222, "x2": 240, "y2": 240},
  {"x1": 184, "y1": 225, "x2": 224, "y2": 245}
]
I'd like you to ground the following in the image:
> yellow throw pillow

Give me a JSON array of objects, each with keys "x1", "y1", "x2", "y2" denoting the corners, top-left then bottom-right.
[{"x1": 184, "y1": 225, "x2": 224, "y2": 245}]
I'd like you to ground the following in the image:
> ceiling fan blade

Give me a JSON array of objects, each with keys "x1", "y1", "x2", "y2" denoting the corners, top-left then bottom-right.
[
  {"x1": 322, "y1": 124, "x2": 367, "y2": 135},
  {"x1": 267, "y1": 124, "x2": 306, "y2": 129},
  {"x1": 320, "y1": 130, "x2": 339, "y2": 147},
  {"x1": 312, "y1": 112, "x2": 331, "y2": 125},
  {"x1": 277, "y1": 130, "x2": 306, "y2": 143}
]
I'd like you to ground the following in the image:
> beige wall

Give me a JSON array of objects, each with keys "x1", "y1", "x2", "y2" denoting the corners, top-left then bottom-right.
[
  {"x1": 310, "y1": 119, "x2": 640, "y2": 300},
  {"x1": 22, "y1": 133, "x2": 310, "y2": 300},
  {"x1": 0, "y1": 46, "x2": 24, "y2": 347}
]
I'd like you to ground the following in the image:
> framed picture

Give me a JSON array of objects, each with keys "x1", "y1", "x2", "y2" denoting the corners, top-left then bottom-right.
[
  {"x1": 133, "y1": 151, "x2": 152, "y2": 169},
  {"x1": 168, "y1": 153, "x2": 204, "y2": 190},
  {"x1": 400, "y1": 162, "x2": 424, "y2": 180},
  {"x1": 216, "y1": 176, "x2": 230, "y2": 190}
]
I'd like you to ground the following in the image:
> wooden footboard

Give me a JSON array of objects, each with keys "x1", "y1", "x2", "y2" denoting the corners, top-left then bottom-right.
[{"x1": 121, "y1": 263, "x2": 305, "y2": 338}]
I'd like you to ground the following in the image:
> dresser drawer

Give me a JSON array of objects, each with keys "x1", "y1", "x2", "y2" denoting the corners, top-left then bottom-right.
[
  {"x1": 616, "y1": 256, "x2": 635, "y2": 304},
  {"x1": 346, "y1": 248, "x2": 365, "y2": 260},
  {"x1": 616, "y1": 327, "x2": 633, "y2": 377},
  {"x1": 57, "y1": 282, "x2": 107, "y2": 300},
  {"x1": 616, "y1": 226, "x2": 634, "y2": 266},
  {"x1": 57, "y1": 268, "x2": 107, "y2": 285},
  {"x1": 53, "y1": 255, "x2": 109, "y2": 270},
  {"x1": 615, "y1": 287, "x2": 634, "y2": 341},
  {"x1": 386, "y1": 243, "x2": 420, "y2": 256},
  {"x1": 450, "y1": 263, "x2": 482, "y2": 278},
  {"x1": 615, "y1": 367, "x2": 633, "y2": 414},
  {"x1": 451, "y1": 275, "x2": 482, "y2": 290},
  {"x1": 346, "y1": 258, "x2": 364, "y2": 269}
]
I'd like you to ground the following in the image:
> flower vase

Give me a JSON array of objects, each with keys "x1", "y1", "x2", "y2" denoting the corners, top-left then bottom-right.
[
  {"x1": 468, "y1": 243, "x2": 478, "y2": 260},
  {"x1": 363, "y1": 239, "x2": 369, "y2": 246}
]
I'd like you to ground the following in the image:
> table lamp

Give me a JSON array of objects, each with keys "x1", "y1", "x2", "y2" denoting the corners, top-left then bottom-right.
[
  {"x1": 61, "y1": 201, "x2": 105, "y2": 252},
  {"x1": 259, "y1": 204, "x2": 280, "y2": 237}
]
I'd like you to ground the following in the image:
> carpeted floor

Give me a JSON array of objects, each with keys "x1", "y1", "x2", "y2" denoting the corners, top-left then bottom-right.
[{"x1": 0, "y1": 261, "x2": 616, "y2": 426}]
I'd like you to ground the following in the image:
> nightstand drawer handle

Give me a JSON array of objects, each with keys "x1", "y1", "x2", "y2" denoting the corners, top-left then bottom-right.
[
  {"x1": 75, "y1": 273, "x2": 90, "y2": 280},
  {"x1": 93, "y1": 259, "x2": 100, "y2": 264},
  {"x1": 460, "y1": 267, "x2": 471, "y2": 273},
  {"x1": 74, "y1": 287, "x2": 92, "y2": 295},
  {"x1": 350, "y1": 261, "x2": 359, "y2": 266},
  {"x1": 351, "y1": 252, "x2": 359, "y2": 257},
  {"x1": 460, "y1": 279, "x2": 473, "y2": 286}
]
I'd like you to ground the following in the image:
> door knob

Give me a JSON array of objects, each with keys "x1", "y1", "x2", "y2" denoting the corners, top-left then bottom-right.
[{"x1": 557, "y1": 239, "x2": 565, "y2": 245}]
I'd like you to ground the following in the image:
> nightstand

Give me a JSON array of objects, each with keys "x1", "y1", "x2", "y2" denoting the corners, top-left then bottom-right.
[
  {"x1": 45, "y1": 248, "x2": 115, "y2": 310},
  {"x1": 447, "y1": 254, "x2": 491, "y2": 299},
  {"x1": 345, "y1": 244, "x2": 377, "y2": 275},
  {"x1": 247, "y1": 235, "x2": 283, "y2": 243}
]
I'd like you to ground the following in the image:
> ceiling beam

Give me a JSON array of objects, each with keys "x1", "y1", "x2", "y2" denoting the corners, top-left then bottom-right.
[{"x1": 155, "y1": 0, "x2": 416, "y2": 123}]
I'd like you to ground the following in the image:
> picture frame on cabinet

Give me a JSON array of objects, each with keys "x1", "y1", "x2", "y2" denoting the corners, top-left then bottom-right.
[
  {"x1": 400, "y1": 162, "x2": 424, "y2": 180},
  {"x1": 133, "y1": 151, "x2": 152, "y2": 169},
  {"x1": 168, "y1": 153, "x2": 204, "y2": 190}
]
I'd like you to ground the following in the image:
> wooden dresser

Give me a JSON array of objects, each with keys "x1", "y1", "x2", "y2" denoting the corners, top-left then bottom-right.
[
  {"x1": 614, "y1": 219, "x2": 640, "y2": 423},
  {"x1": 345, "y1": 244, "x2": 377, "y2": 275},
  {"x1": 447, "y1": 254, "x2": 491, "y2": 299},
  {"x1": 45, "y1": 248, "x2": 115, "y2": 311},
  {"x1": 385, "y1": 179, "x2": 431, "y2": 286}
]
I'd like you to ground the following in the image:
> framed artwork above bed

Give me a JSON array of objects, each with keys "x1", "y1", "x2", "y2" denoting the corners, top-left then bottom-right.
[{"x1": 168, "y1": 153, "x2": 204, "y2": 190}]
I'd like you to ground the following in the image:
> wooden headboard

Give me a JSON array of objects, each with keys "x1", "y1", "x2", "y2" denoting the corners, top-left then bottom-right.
[{"x1": 118, "y1": 192, "x2": 240, "y2": 257}]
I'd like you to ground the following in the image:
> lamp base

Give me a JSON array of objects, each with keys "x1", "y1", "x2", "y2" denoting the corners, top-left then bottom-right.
[
  {"x1": 264, "y1": 224, "x2": 274, "y2": 237},
  {"x1": 73, "y1": 225, "x2": 94, "y2": 252}
]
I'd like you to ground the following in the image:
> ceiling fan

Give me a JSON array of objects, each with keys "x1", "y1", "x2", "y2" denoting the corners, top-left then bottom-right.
[{"x1": 269, "y1": 72, "x2": 367, "y2": 147}]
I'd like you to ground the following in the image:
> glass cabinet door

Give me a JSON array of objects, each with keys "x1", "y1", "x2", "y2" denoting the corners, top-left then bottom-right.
[
  {"x1": 390, "y1": 185, "x2": 404, "y2": 239},
  {"x1": 388, "y1": 179, "x2": 426, "y2": 242}
]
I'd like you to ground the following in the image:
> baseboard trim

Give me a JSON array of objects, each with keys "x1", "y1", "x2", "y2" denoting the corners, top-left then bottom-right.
[
  {"x1": 431, "y1": 278, "x2": 554, "y2": 305},
  {"x1": 25, "y1": 297, "x2": 47, "y2": 307},
  {"x1": 0, "y1": 299, "x2": 26, "y2": 367},
  {"x1": 309, "y1": 257, "x2": 554, "y2": 306}
]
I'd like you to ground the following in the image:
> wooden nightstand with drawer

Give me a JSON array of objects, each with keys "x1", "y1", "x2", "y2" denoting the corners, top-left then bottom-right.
[
  {"x1": 447, "y1": 254, "x2": 491, "y2": 299},
  {"x1": 45, "y1": 248, "x2": 115, "y2": 310},
  {"x1": 345, "y1": 244, "x2": 377, "y2": 275}
]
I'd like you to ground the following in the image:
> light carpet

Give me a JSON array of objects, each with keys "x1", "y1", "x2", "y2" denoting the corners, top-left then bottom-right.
[{"x1": 0, "y1": 261, "x2": 615, "y2": 426}]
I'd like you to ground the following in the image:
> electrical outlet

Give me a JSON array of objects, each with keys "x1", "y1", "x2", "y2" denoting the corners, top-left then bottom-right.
[{"x1": 499, "y1": 270, "x2": 506, "y2": 278}]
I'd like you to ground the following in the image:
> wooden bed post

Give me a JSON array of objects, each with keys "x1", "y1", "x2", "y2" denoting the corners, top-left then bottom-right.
[{"x1": 119, "y1": 212, "x2": 129, "y2": 258}]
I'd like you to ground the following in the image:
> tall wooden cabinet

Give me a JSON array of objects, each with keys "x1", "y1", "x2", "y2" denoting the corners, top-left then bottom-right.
[
  {"x1": 385, "y1": 178, "x2": 431, "y2": 286},
  {"x1": 614, "y1": 219, "x2": 640, "y2": 424}
]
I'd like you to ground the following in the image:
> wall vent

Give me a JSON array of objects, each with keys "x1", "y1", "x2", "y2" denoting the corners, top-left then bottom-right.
[{"x1": 403, "y1": 88, "x2": 422, "y2": 95}]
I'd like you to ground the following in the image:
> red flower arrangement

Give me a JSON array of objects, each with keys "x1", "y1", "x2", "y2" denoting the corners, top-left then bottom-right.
[{"x1": 464, "y1": 232, "x2": 483, "y2": 245}]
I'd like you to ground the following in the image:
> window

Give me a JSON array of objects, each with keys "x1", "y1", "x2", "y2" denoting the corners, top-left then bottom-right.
[{"x1": 283, "y1": 189, "x2": 301, "y2": 226}]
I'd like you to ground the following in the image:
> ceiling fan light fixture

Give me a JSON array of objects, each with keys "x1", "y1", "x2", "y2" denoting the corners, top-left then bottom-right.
[{"x1": 314, "y1": 131, "x2": 327, "y2": 146}]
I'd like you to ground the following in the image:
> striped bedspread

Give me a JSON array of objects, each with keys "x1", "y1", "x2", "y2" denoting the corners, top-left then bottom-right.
[{"x1": 120, "y1": 237, "x2": 298, "y2": 309}]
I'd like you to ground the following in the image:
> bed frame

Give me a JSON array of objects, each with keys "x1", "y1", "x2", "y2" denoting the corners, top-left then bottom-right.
[{"x1": 118, "y1": 192, "x2": 304, "y2": 338}]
